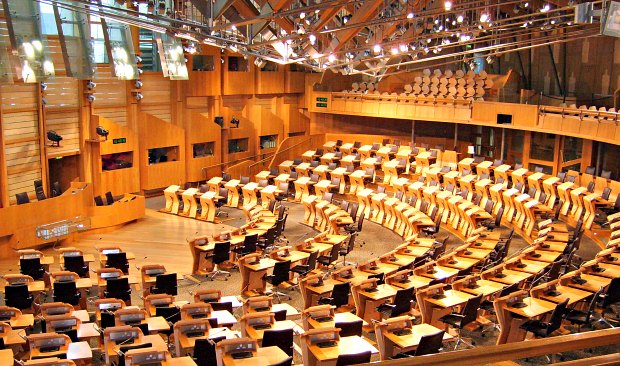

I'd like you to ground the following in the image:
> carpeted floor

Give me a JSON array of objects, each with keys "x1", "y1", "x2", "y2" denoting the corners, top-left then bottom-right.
[{"x1": 5, "y1": 193, "x2": 618, "y2": 365}]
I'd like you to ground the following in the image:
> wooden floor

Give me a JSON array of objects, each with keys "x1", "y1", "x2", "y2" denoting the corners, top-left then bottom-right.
[{"x1": 0, "y1": 209, "x2": 239, "y2": 277}]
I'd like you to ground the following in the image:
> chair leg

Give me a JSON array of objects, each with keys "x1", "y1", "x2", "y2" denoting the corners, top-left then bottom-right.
[
  {"x1": 453, "y1": 328, "x2": 474, "y2": 350},
  {"x1": 206, "y1": 263, "x2": 230, "y2": 281}
]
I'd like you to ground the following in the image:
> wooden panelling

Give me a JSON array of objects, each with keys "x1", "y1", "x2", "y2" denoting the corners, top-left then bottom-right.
[
  {"x1": 285, "y1": 70, "x2": 305, "y2": 93},
  {"x1": 94, "y1": 107, "x2": 128, "y2": 126},
  {"x1": 45, "y1": 110, "x2": 80, "y2": 157},
  {"x1": 223, "y1": 53, "x2": 255, "y2": 95},
  {"x1": 186, "y1": 111, "x2": 222, "y2": 182},
  {"x1": 139, "y1": 112, "x2": 186, "y2": 190},
  {"x1": 256, "y1": 68, "x2": 285, "y2": 94},
  {"x1": 267, "y1": 134, "x2": 325, "y2": 169},
  {"x1": 184, "y1": 47, "x2": 222, "y2": 97},
  {"x1": 2, "y1": 106, "x2": 41, "y2": 204},
  {"x1": 92, "y1": 115, "x2": 140, "y2": 196},
  {"x1": 1, "y1": 84, "x2": 38, "y2": 111},
  {"x1": 140, "y1": 73, "x2": 172, "y2": 122},
  {"x1": 45, "y1": 77, "x2": 79, "y2": 108}
]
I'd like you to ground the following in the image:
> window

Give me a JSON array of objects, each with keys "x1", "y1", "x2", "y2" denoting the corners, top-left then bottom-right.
[
  {"x1": 192, "y1": 55, "x2": 215, "y2": 71},
  {"x1": 228, "y1": 138, "x2": 249, "y2": 153},
  {"x1": 102, "y1": 152, "x2": 133, "y2": 171},
  {"x1": 192, "y1": 142, "x2": 215, "y2": 158},
  {"x1": 39, "y1": 3, "x2": 58, "y2": 35},
  {"x1": 148, "y1": 146, "x2": 179, "y2": 164},
  {"x1": 228, "y1": 57, "x2": 248, "y2": 72},
  {"x1": 259, "y1": 135, "x2": 278, "y2": 149},
  {"x1": 139, "y1": 29, "x2": 162, "y2": 72}
]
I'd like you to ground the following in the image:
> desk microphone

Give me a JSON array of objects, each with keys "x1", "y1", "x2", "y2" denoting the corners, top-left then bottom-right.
[{"x1": 114, "y1": 333, "x2": 140, "y2": 356}]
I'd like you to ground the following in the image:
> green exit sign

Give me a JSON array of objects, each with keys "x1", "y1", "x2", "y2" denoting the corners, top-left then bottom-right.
[
  {"x1": 316, "y1": 103, "x2": 328, "y2": 108},
  {"x1": 113, "y1": 138, "x2": 127, "y2": 144},
  {"x1": 316, "y1": 97, "x2": 328, "y2": 102}
]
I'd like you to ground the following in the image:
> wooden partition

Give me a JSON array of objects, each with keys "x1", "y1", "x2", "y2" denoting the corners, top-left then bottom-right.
[
  {"x1": 0, "y1": 181, "x2": 145, "y2": 255},
  {"x1": 256, "y1": 65, "x2": 285, "y2": 94},
  {"x1": 184, "y1": 47, "x2": 222, "y2": 97},
  {"x1": 225, "y1": 160, "x2": 255, "y2": 180},
  {"x1": 44, "y1": 76, "x2": 81, "y2": 158},
  {"x1": 309, "y1": 90, "x2": 620, "y2": 146},
  {"x1": 223, "y1": 53, "x2": 255, "y2": 95},
  {"x1": 285, "y1": 67, "x2": 305, "y2": 94},
  {"x1": 0, "y1": 182, "x2": 91, "y2": 252},
  {"x1": 91, "y1": 115, "x2": 140, "y2": 197},
  {"x1": 139, "y1": 73, "x2": 172, "y2": 123},
  {"x1": 92, "y1": 65, "x2": 129, "y2": 126},
  {"x1": 1, "y1": 83, "x2": 43, "y2": 205},
  {"x1": 139, "y1": 113, "x2": 186, "y2": 191},
  {"x1": 268, "y1": 134, "x2": 326, "y2": 169},
  {"x1": 186, "y1": 111, "x2": 222, "y2": 182}
]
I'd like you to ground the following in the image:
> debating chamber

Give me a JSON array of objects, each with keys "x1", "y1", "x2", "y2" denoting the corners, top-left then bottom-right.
[{"x1": 2, "y1": 0, "x2": 620, "y2": 365}]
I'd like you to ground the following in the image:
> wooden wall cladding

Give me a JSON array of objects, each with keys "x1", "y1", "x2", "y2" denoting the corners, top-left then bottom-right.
[
  {"x1": 220, "y1": 96, "x2": 255, "y2": 163},
  {"x1": 185, "y1": 111, "x2": 222, "y2": 182},
  {"x1": 223, "y1": 53, "x2": 255, "y2": 95},
  {"x1": 184, "y1": 47, "x2": 222, "y2": 97},
  {"x1": 139, "y1": 112, "x2": 186, "y2": 190},
  {"x1": 1, "y1": 83, "x2": 42, "y2": 205},
  {"x1": 256, "y1": 68, "x2": 285, "y2": 95},
  {"x1": 139, "y1": 73, "x2": 172, "y2": 122},
  {"x1": 285, "y1": 69, "x2": 305, "y2": 94},
  {"x1": 92, "y1": 65, "x2": 128, "y2": 126},
  {"x1": 92, "y1": 115, "x2": 140, "y2": 196},
  {"x1": 45, "y1": 110, "x2": 80, "y2": 157}
]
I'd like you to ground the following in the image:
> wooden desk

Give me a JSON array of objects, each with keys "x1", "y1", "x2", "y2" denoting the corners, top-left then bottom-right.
[
  {"x1": 294, "y1": 177, "x2": 312, "y2": 202},
  {"x1": 242, "y1": 183, "x2": 260, "y2": 208},
  {"x1": 355, "y1": 284, "x2": 398, "y2": 324},
  {"x1": 504, "y1": 297, "x2": 556, "y2": 318},
  {"x1": 306, "y1": 312, "x2": 367, "y2": 330},
  {"x1": 0, "y1": 349, "x2": 12, "y2": 366},
  {"x1": 225, "y1": 180, "x2": 241, "y2": 208},
  {"x1": 222, "y1": 346, "x2": 289, "y2": 366},
  {"x1": 420, "y1": 289, "x2": 473, "y2": 326},
  {"x1": 381, "y1": 323, "x2": 452, "y2": 360},
  {"x1": 306, "y1": 336, "x2": 378, "y2": 366},
  {"x1": 245, "y1": 320, "x2": 297, "y2": 342},
  {"x1": 565, "y1": 273, "x2": 612, "y2": 293},
  {"x1": 176, "y1": 327, "x2": 239, "y2": 357},
  {"x1": 239, "y1": 257, "x2": 278, "y2": 296},
  {"x1": 535, "y1": 285, "x2": 592, "y2": 305},
  {"x1": 163, "y1": 185, "x2": 181, "y2": 213},
  {"x1": 456, "y1": 279, "x2": 505, "y2": 297},
  {"x1": 207, "y1": 177, "x2": 223, "y2": 193},
  {"x1": 279, "y1": 160, "x2": 294, "y2": 174}
]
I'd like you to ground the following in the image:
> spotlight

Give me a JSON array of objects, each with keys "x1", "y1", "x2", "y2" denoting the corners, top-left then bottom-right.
[
  {"x1": 309, "y1": 34, "x2": 316, "y2": 45},
  {"x1": 486, "y1": 55, "x2": 495, "y2": 64},
  {"x1": 407, "y1": 12, "x2": 414, "y2": 19},
  {"x1": 134, "y1": 80, "x2": 143, "y2": 88},
  {"x1": 328, "y1": 54, "x2": 336, "y2": 63},
  {"x1": 390, "y1": 47, "x2": 399, "y2": 55},
  {"x1": 540, "y1": 3, "x2": 551, "y2": 12},
  {"x1": 373, "y1": 44, "x2": 382, "y2": 53},
  {"x1": 399, "y1": 44, "x2": 408, "y2": 53},
  {"x1": 134, "y1": 92, "x2": 143, "y2": 101},
  {"x1": 299, "y1": 12, "x2": 305, "y2": 19},
  {"x1": 457, "y1": 14, "x2": 464, "y2": 23},
  {"x1": 480, "y1": 13, "x2": 490, "y2": 23},
  {"x1": 40, "y1": 82, "x2": 47, "y2": 91},
  {"x1": 342, "y1": 15, "x2": 351, "y2": 24},
  {"x1": 444, "y1": 0, "x2": 453, "y2": 11},
  {"x1": 135, "y1": 55, "x2": 142, "y2": 63},
  {"x1": 47, "y1": 130, "x2": 63, "y2": 147},
  {"x1": 230, "y1": 117, "x2": 240, "y2": 128},
  {"x1": 96, "y1": 126, "x2": 109, "y2": 141},
  {"x1": 41, "y1": 97, "x2": 48, "y2": 105},
  {"x1": 86, "y1": 80, "x2": 96, "y2": 90},
  {"x1": 254, "y1": 58, "x2": 266, "y2": 68},
  {"x1": 87, "y1": 94, "x2": 96, "y2": 103}
]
